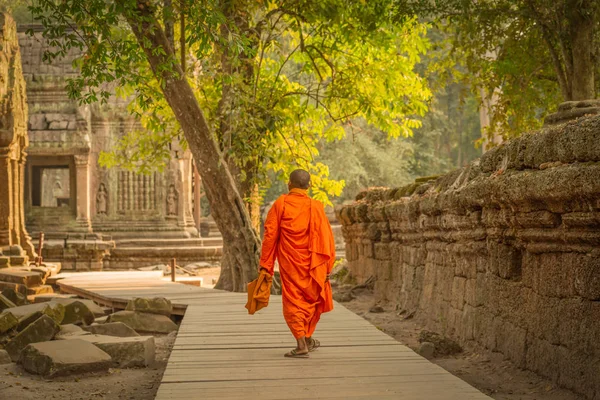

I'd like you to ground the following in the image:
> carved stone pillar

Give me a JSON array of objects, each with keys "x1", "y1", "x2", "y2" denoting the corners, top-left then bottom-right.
[
  {"x1": 18, "y1": 151, "x2": 35, "y2": 257},
  {"x1": 0, "y1": 152, "x2": 14, "y2": 246},
  {"x1": 74, "y1": 154, "x2": 92, "y2": 231},
  {"x1": 193, "y1": 160, "x2": 201, "y2": 231},
  {"x1": 10, "y1": 158, "x2": 19, "y2": 245}
]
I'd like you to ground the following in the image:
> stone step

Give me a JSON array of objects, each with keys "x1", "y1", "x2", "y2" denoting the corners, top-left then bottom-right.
[
  {"x1": 113, "y1": 237, "x2": 223, "y2": 247},
  {"x1": 109, "y1": 245, "x2": 222, "y2": 259}
]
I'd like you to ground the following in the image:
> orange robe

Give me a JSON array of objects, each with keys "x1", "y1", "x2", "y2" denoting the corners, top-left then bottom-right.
[{"x1": 259, "y1": 188, "x2": 335, "y2": 339}]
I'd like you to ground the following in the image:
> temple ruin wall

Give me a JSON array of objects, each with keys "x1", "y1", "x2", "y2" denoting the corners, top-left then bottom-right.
[{"x1": 337, "y1": 115, "x2": 600, "y2": 399}]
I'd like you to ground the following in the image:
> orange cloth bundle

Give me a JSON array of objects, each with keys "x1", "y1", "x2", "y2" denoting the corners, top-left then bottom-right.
[{"x1": 245, "y1": 269, "x2": 272, "y2": 315}]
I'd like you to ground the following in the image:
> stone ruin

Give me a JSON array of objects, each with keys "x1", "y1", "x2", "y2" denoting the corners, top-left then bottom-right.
[
  {"x1": 0, "y1": 14, "x2": 36, "y2": 268},
  {"x1": 14, "y1": 24, "x2": 222, "y2": 271},
  {"x1": 337, "y1": 108, "x2": 600, "y2": 399},
  {"x1": 0, "y1": 291, "x2": 178, "y2": 376}
]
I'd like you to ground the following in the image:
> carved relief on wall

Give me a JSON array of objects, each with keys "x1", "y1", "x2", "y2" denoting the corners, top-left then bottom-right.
[
  {"x1": 166, "y1": 184, "x2": 178, "y2": 216},
  {"x1": 96, "y1": 183, "x2": 108, "y2": 215},
  {"x1": 116, "y1": 170, "x2": 157, "y2": 213}
]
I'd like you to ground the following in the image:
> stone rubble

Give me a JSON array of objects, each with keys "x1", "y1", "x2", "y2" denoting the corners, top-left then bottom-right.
[
  {"x1": 5, "y1": 302, "x2": 65, "y2": 324},
  {"x1": 5, "y1": 314, "x2": 60, "y2": 361},
  {"x1": 19, "y1": 339, "x2": 112, "y2": 377},
  {"x1": 54, "y1": 324, "x2": 91, "y2": 340},
  {"x1": 59, "y1": 300, "x2": 95, "y2": 325},
  {"x1": 66, "y1": 334, "x2": 155, "y2": 368},
  {"x1": 0, "y1": 311, "x2": 18, "y2": 334},
  {"x1": 50, "y1": 297, "x2": 105, "y2": 317},
  {"x1": 107, "y1": 310, "x2": 178, "y2": 334},
  {"x1": 82, "y1": 322, "x2": 139, "y2": 337},
  {"x1": 1, "y1": 288, "x2": 28, "y2": 306},
  {"x1": 0, "y1": 293, "x2": 175, "y2": 377},
  {"x1": 0, "y1": 294, "x2": 16, "y2": 310},
  {"x1": 125, "y1": 297, "x2": 173, "y2": 316}
]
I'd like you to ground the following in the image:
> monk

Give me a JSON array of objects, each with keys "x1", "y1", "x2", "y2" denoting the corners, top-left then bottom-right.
[{"x1": 259, "y1": 169, "x2": 336, "y2": 358}]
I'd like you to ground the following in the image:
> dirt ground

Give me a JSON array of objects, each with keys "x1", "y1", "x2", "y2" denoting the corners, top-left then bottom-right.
[
  {"x1": 0, "y1": 334, "x2": 175, "y2": 400},
  {"x1": 342, "y1": 290, "x2": 582, "y2": 400}
]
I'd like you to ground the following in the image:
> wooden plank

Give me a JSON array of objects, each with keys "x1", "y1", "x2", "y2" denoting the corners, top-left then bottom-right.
[{"x1": 56, "y1": 272, "x2": 491, "y2": 400}]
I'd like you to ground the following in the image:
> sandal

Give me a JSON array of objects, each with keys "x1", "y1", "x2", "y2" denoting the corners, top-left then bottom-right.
[
  {"x1": 307, "y1": 338, "x2": 321, "y2": 352},
  {"x1": 284, "y1": 348, "x2": 309, "y2": 358}
]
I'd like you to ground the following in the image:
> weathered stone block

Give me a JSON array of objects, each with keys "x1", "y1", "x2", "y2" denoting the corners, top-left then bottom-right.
[
  {"x1": 125, "y1": 297, "x2": 172, "y2": 317},
  {"x1": 16, "y1": 311, "x2": 44, "y2": 331},
  {"x1": 59, "y1": 300, "x2": 95, "y2": 325},
  {"x1": 573, "y1": 253, "x2": 600, "y2": 300},
  {"x1": 55, "y1": 323, "x2": 91, "y2": 339},
  {"x1": 82, "y1": 322, "x2": 140, "y2": 337},
  {"x1": 48, "y1": 120, "x2": 68, "y2": 130},
  {"x1": 373, "y1": 243, "x2": 391, "y2": 261},
  {"x1": 0, "y1": 311, "x2": 18, "y2": 334},
  {"x1": 49, "y1": 298, "x2": 105, "y2": 317},
  {"x1": 0, "y1": 269, "x2": 43, "y2": 286},
  {"x1": 107, "y1": 311, "x2": 177, "y2": 334},
  {"x1": 70, "y1": 334, "x2": 155, "y2": 368},
  {"x1": 19, "y1": 339, "x2": 111, "y2": 377},
  {"x1": 5, "y1": 315, "x2": 60, "y2": 361},
  {"x1": 451, "y1": 277, "x2": 466, "y2": 311},
  {"x1": 1, "y1": 288, "x2": 27, "y2": 306},
  {"x1": 0, "y1": 294, "x2": 16, "y2": 310},
  {"x1": 5, "y1": 302, "x2": 65, "y2": 324},
  {"x1": 525, "y1": 336, "x2": 560, "y2": 382},
  {"x1": 0, "y1": 281, "x2": 27, "y2": 295},
  {"x1": 0, "y1": 349, "x2": 11, "y2": 364},
  {"x1": 28, "y1": 114, "x2": 47, "y2": 130}
]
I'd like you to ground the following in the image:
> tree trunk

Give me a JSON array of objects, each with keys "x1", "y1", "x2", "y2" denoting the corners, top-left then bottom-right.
[
  {"x1": 124, "y1": 1, "x2": 259, "y2": 292},
  {"x1": 569, "y1": 13, "x2": 595, "y2": 100},
  {"x1": 163, "y1": 0, "x2": 174, "y2": 50}
]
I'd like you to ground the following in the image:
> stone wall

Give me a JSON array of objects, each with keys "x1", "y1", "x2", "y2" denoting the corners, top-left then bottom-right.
[{"x1": 337, "y1": 114, "x2": 600, "y2": 399}]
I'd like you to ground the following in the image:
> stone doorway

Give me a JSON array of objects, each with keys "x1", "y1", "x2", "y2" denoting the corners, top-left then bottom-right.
[{"x1": 25, "y1": 156, "x2": 78, "y2": 233}]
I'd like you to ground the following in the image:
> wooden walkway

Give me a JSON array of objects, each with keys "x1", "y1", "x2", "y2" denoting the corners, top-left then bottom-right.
[{"x1": 57, "y1": 272, "x2": 490, "y2": 400}]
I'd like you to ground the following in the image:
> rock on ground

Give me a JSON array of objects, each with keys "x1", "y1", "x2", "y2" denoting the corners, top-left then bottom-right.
[
  {"x1": 19, "y1": 339, "x2": 112, "y2": 377},
  {"x1": 0, "y1": 349, "x2": 11, "y2": 364},
  {"x1": 0, "y1": 312, "x2": 18, "y2": 334},
  {"x1": 5, "y1": 315, "x2": 60, "y2": 361},
  {"x1": 83, "y1": 322, "x2": 139, "y2": 337},
  {"x1": 0, "y1": 294, "x2": 16, "y2": 311},
  {"x1": 107, "y1": 311, "x2": 177, "y2": 334},
  {"x1": 418, "y1": 331, "x2": 462, "y2": 357},
  {"x1": 0, "y1": 269, "x2": 44, "y2": 287},
  {"x1": 418, "y1": 341, "x2": 436, "y2": 359},
  {"x1": 50, "y1": 298, "x2": 105, "y2": 318},
  {"x1": 32, "y1": 293, "x2": 76, "y2": 304},
  {"x1": 70, "y1": 334, "x2": 155, "y2": 368},
  {"x1": 59, "y1": 300, "x2": 94, "y2": 325},
  {"x1": 5, "y1": 303, "x2": 65, "y2": 324},
  {"x1": 55, "y1": 324, "x2": 91, "y2": 339},
  {"x1": 125, "y1": 297, "x2": 172, "y2": 316},
  {"x1": 1, "y1": 288, "x2": 27, "y2": 306}
]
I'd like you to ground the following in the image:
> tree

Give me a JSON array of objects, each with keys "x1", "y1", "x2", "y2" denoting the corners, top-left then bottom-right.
[
  {"x1": 393, "y1": 0, "x2": 600, "y2": 138},
  {"x1": 29, "y1": 0, "x2": 431, "y2": 290}
]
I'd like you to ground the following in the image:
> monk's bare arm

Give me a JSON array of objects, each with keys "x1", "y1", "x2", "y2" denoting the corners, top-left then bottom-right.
[{"x1": 259, "y1": 198, "x2": 283, "y2": 275}]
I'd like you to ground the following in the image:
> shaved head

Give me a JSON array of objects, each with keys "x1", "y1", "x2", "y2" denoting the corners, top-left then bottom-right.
[{"x1": 289, "y1": 169, "x2": 311, "y2": 189}]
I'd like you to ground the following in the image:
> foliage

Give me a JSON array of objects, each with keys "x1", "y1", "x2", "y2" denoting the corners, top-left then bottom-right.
[
  {"x1": 316, "y1": 80, "x2": 481, "y2": 203},
  {"x1": 27, "y1": 0, "x2": 433, "y2": 207},
  {"x1": 392, "y1": 0, "x2": 600, "y2": 140}
]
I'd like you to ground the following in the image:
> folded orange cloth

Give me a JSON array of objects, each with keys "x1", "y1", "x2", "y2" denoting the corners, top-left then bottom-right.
[{"x1": 245, "y1": 270, "x2": 272, "y2": 315}]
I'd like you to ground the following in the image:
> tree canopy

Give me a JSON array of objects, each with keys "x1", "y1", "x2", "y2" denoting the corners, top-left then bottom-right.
[
  {"x1": 393, "y1": 0, "x2": 600, "y2": 139},
  {"x1": 30, "y1": 0, "x2": 432, "y2": 207}
]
